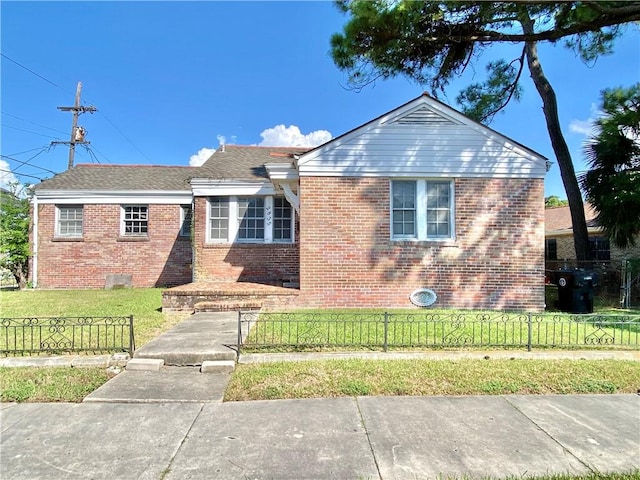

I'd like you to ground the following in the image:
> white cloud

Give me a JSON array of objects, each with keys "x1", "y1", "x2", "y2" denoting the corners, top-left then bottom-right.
[
  {"x1": 568, "y1": 102, "x2": 600, "y2": 136},
  {"x1": 0, "y1": 160, "x2": 18, "y2": 190},
  {"x1": 568, "y1": 119, "x2": 594, "y2": 136},
  {"x1": 189, "y1": 147, "x2": 216, "y2": 166},
  {"x1": 258, "y1": 125, "x2": 332, "y2": 147}
]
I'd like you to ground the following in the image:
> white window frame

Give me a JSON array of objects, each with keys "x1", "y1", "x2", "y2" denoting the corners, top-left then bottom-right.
[
  {"x1": 121, "y1": 205, "x2": 149, "y2": 237},
  {"x1": 206, "y1": 196, "x2": 294, "y2": 244},
  {"x1": 390, "y1": 179, "x2": 455, "y2": 241},
  {"x1": 56, "y1": 205, "x2": 83, "y2": 238},
  {"x1": 179, "y1": 204, "x2": 192, "y2": 237}
]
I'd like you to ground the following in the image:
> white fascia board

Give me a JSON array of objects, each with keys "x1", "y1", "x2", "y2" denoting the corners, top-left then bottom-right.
[
  {"x1": 297, "y1": 166, "x2": 546, "y2": 179},
  {"x1": 265, "y1": 162, "x2": 299, "y2": 181},
  {"x1": 191, "y1": 179, "x2": 277, "y2": 196},
  {"x1": 34, "y1": 190, "x2": 193, "y2": 204}
]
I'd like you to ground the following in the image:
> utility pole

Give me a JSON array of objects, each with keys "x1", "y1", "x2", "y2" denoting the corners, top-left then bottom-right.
[{"x1": 52, "y1": 82, "x2": 97, "y2": 169}]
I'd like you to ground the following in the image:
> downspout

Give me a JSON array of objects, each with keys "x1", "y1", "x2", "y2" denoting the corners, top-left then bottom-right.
[{"x1": 31, "y1": 195, "x2": 38, "y2": 288}]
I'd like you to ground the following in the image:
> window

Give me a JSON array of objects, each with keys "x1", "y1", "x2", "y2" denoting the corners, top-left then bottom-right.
[
  {"x1": 589, "y1": 237, "x2": 610, "y2": 261},
  {"x1": 545, "y1": 239, "x2": 558, "y2": 260},
  {"x1": 391, "y1": 180, "x2": 454, "y2": 241},
  {"x1": 57, "y1": 205, "x2": 83, "y2": 237},
  {"x1": 392, "y1": 181, "x2": 416, "y2": 238},
  {"x1": 207, "y1": 196, "x2": 293, "y2": 243},
  {"x1": 180, "y1": 205, "x2": 192, "y2": 237},
  {"x1": 122, "y1": 205, "x2": 148, "y2": 236},
  {"x1": 209, "y1": 198, "x2": 229, "y2": 240},
  {"x1": 273, "y1": 197, "x2": 292, "y2": 241},
  {"x1": 237, "y1": 197, "x2": 264, "y2": 240}
]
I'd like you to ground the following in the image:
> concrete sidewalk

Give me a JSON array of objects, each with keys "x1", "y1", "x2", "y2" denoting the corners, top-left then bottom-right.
[{"x1": 1, "y1": 394, "x2": 639, "y2": 479}]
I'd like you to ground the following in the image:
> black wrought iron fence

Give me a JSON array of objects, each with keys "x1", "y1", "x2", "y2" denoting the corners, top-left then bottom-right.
[
  {"x1": 237, "y1": 311, "x2": 640, "y2": 353},
  {"x1": 0, "y1": 316, "x2": 135, "y2": 356}
]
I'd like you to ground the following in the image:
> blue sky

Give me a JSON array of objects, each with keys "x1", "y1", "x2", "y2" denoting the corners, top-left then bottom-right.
[{"x1": 2, "y1": 1, "x2": 639, "y2": 199}]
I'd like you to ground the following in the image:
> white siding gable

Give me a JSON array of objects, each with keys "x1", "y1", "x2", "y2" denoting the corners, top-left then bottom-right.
[{"x1": 297, "y1": 94, "x2": 548, "y2": 179}]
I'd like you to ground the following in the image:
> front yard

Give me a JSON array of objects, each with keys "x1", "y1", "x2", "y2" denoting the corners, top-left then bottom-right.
[{"x1": 1, "y1": 288, "x2": 640, "y2": 403}]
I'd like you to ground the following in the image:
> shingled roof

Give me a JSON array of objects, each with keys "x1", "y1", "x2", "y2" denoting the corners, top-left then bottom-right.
[
  {"x1": 196, "y1": 145, "x2": 310, "y2": 180},
  {"x1": 34, "y1": 164, "x2": 197, "y2": 191},
  {"x1": 545, "y1": 204, "x2": 600, "y2": 234},
  {"x1": 34, "y1": 146, "x2": 312, "y2": 192}
]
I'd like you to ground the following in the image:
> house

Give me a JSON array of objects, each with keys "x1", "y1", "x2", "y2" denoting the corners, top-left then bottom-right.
[
  {"x1": 30, "y1": 94, "x2": 549, "y2": 311},
  {"x1": 545, "y1": 203, "x2": 640, "y2": 269}
]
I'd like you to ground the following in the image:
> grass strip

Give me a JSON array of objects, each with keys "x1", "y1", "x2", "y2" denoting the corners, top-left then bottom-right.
[
  {"x1": 224, "y1": 359, "x2": 640, "y2": 401},
  {"x1": 0, "y1": 367, "x2": 110, "y2": 403}
]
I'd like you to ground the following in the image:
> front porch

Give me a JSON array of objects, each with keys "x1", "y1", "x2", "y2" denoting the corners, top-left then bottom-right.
[{"x1": 162, "y1": 281, "x2": 300, "y2": 313}]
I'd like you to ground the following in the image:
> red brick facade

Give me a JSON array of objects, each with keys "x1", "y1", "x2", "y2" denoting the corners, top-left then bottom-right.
[
  {"x1": 191, "y1": 197, "x2": 299, "y2": 284},
  {"x1": 299, "y1": 177, "x2": 545, "y2": 311},
  {"x1": 34, "y1": 203, "x2": 192, "y2": 289}
]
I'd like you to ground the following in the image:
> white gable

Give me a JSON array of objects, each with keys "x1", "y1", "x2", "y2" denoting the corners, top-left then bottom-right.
[{"x1": 297, "y1": 94, "x2": 549, "y2": 179}]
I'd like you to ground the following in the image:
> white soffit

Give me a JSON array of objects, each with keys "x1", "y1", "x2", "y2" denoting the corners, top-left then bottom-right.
[
  {"x1": 191, "y1": 179, "x2": 277, "y2": 196},
  {"x1": 34, "y1": 190, "x2": 192, "y2": 204}
]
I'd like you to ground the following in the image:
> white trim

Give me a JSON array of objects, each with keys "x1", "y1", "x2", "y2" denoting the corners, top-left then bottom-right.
[
  {"x1": 55, "y1": 204, "x2": 84, "y2": 238},
  {"x1": 279, "y1": 182, "x2": 300, "y2": 214},
  {"x1": 191, "y1": 179, "x2": 277, "y2": 197},
  {"x1": 206, "y1": 195, "x2": 294, "y2": 245},
  {"x1": 179, "y1": 204, "x2": 192, "y2": 237},
  {"x1": 264, "y1": 196, "x2": 274, "y2": 243},
  {"x1": 265, "y1": 163, "x2": 299, "y2": 181},
  {"x1": 296, "y1": 167, "x2": 544, "y2": 179},
  {"x1": 32, "y1": 195, "x2": 38, "y2": 288},
  {"x1": 35, "y1": 191, "x2": 192, "y2": 205},
  {"x1": 120, "y1": 204, "x2": 149, "y2": 237},
  {"x1": 390, "y1": 179, "x2": 455, "y2": 242}
]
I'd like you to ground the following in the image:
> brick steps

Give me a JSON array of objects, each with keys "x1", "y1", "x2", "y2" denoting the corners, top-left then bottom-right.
[
  {"x1": 194, "y1": 300, "x2": 262, "y2": 312},
  {"x1": 162, "y1": 282, "x2": 299, "y2": 313}
]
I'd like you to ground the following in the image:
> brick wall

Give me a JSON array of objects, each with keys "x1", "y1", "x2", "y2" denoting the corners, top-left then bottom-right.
[
  {"x1": 192, "y1": 197, "x2": 299, "y2": 284},
  {"x1": 299, "y1": 177, "x2": 545, "y2": 311},
  {"x1": 34, "y1": 203, "x2": 192, "y2": 289}
]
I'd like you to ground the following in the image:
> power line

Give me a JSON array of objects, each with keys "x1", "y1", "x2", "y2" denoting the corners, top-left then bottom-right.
[
  {"x1": 85, "y1": 144, "x2": 111, "y2": 164},
  {"x1": 95, "y1": 110, "x2": 154, "y2": 163},
  {"x1": 1, "y1": 53, "x2": 75, "y2": 97},
  {"x1": 4, "y1": 147, "x2": 48, "y2": 157},
  {"x1": 2, "y1": 111, "x2": 69, "y2": 136},
  {"x1": 3, "y1": 53, "x2": 153, "y2": 165},
  {"x1": 2, "y1": 124, "x2": 61, "y2": 140},
  {"x1": 0, "y1": 154, "x2": 59, "y2": 175},
  {"x1": 0, "y1": 168, "x2": 45, "y2": 181}
]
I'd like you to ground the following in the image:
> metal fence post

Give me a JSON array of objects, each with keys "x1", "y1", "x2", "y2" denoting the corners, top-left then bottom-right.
[
  {"x1": 383, "y1": 312, "x2": 389, "y2": 352},
  {"x1": 237, "y1": 310, "x2": 243, "y2": 357},
  {"x1": 129, "y1": 315, "x2": 135, "y2": 356},
  {"x1": 527, "y1": 312, "x2": 532, "y2": 352}
]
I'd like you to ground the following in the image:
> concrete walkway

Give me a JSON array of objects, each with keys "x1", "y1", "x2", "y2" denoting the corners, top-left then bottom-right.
[{"x1": 2, "y1": 394, "x2": 639, "y2": 479}]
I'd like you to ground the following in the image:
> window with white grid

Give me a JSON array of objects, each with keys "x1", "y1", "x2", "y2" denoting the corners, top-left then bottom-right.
[
  {"x1": 122, "y1": 205, "x2": 148, "y2": 236},
  {"x1": 57, "y1": 205, "x2": 83, "y2": 237},
  {"x1": 391, "y1": 180, "x2": 454, "y2": 241}
]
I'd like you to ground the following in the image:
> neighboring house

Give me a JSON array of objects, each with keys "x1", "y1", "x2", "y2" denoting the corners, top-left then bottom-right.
[
  {"x1": 31, "y1": 94, "x2": 549, "y2": 310},
  {"x1": 545, "y1": 204, "x2": 640, "y2": 268}
]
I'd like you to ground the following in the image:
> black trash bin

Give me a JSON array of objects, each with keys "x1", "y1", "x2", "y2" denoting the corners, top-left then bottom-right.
[{"x1": 556, "y1": 269, "x2": 596, "y2": 314}]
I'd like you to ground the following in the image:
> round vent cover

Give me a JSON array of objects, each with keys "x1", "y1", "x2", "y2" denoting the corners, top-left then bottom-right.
[{"x1": 409, "y1": 288, "x2": 437, "y2": 307}]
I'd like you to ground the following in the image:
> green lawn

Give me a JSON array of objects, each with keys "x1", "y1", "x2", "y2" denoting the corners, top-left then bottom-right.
[
  {"x1": 0, "y1": 367, "x2": 109, "y2": 402},
  {"x1": 242, "y1": 309, "x2": 640, "y2": 352},
  {"x1": 225, "y1": 358, "x2": 640, "y2": 401},
  {"x1": 0, "y1": 288, "x2": 188, "y2": 348}
]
